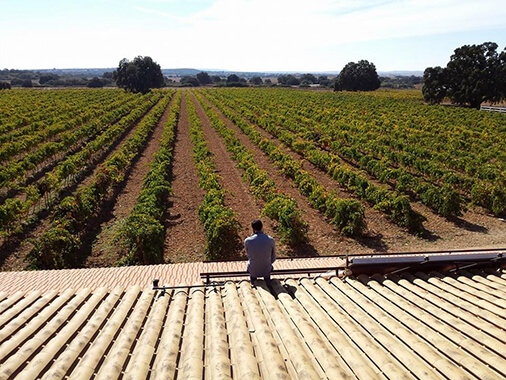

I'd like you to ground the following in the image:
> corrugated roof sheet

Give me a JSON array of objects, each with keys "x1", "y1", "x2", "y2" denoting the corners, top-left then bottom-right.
[{"x1": 0, "y1": 268, "x2": 505, "y2": 379}]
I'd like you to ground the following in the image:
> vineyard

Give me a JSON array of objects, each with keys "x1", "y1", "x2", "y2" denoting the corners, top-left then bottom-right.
[{"x1": 0, "y1": 88, "x2": 505, "y2": 271}]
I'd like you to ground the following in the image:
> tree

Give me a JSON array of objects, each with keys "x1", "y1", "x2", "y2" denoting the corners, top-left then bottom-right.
[
  {"x1": 88, "y1": 77, "x2": 105, "y2": 88},
  {"x1": 335, "y1": 60, "x2": 380, "y2": 91},
  {"x1": 39, "y1": 73, "x2": 59, "y2": 84},
  {"x1": 249, "y1": 76, "x2": 263, "y2": 85},
  {"x1": 501, "y1": 49, "x2": 506, "y2": 99},
  {"x1": 422, "y1": 67, "x2": 447, "y2": 104},
  {"x1": 300, "y1": 73, "x2": 317, "y2": 84},
  {"x1": 423, "y1": 42, "x2": 505, "y2": 108},
  {"x1": 447, "y1": 42, "x2": 503, "y2": 108},
  {"x1": 196, "y1": 71, "x2": 212, "y2": 85},
  {"x1": 113, "y1": 56, "x2": 164, "y2": 93},
  {"x1": 21, "y1": 79, "x2": 33, "y2": 88},
  {"x1": 0, "y1": 82, "x2": 10, "y2": 90},
  {"x1": 227, "y1": 74, "x2": 240, "y2": 83},
  {"x1": 180, "y1": 76, "x2": 199, "y2": 87},
  {"x1": 278, "y1": 74, "x2": 300, "y2": 86},
  {"x1": 212, "y1": 75, "x2": 222, "y2": 83},
  {"x1": 318, "y1": 75, "x2": 330, "y2": 86},
  {"x1": 286, "y1": 75, "x2": 300, "y2": 85}
]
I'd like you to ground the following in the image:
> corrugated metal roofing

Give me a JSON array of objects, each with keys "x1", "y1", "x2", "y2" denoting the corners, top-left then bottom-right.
[{"x1": 0, "y1": 268, "x2": 505, "y2": 379}]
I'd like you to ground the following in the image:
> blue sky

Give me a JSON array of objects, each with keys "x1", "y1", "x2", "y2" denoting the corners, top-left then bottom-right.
[{"x1": 1, "y1": 0, "x2": 505, "y2": 72}]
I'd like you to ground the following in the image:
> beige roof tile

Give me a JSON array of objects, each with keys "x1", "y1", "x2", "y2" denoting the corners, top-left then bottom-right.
[
  {"x1": 0, "y1": 258, "x2": 346, "y2": 295},
  {"x1": 0, "y1": 267, "x2": 505, "y2": 379}
]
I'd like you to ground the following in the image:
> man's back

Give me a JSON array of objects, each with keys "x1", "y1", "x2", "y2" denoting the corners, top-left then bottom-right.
[{"x1": 245, "y1": 231, "x2": 276, "y2": 278}]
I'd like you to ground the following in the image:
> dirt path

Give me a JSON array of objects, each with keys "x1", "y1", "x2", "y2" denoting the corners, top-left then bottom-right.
[
  {"x1": 200, "y1": 93, "x2": 506, "y2": 255},
  {"x1": 86, "y1": 96, "x2": 176, "y2": 267},
  {"x1": 190, "y1": 93, "x2": 297, "y2": 258},
  {"x1": 163, "y1": 92, "x2": 207, "y2": 263}
]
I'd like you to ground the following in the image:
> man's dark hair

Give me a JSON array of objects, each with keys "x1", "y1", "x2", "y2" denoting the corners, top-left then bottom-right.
[{"x1": 251, "y1": 219, "x2": 263, "y2": 232}]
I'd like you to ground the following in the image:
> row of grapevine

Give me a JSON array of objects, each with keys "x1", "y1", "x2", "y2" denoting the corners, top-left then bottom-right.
[
  {"x1": 185, "y1": 94, "x2": 242, "y2": 260},
  {"x1": 195, "y1": 91, "x2": 366, "y2": 236},
  {"x1": 243, "y1": 92, "x2": 495, "y2": 210},
  {"x1": 0, "y1": 89, "x2": 117, "y2": 132},
  {"x1": 119, "y1": 90, "x2": 182, "y2": 265},
  {"x1": 192, "y1": 92, "x2": 309, "y2": 244},
  {"x1": 26, "y1": 91, "x2": 174, "y2": 269},
  {"x1": 0, "y1": 90, "x2": 118, "y2": 144},
  {"x1": 0, "y1": 92, "x2": 164, "y2": 235},
  {"x1": 0, "y1": 92, "x2": 155, "y2": 193},
  {"x1": 213, "y1": 91, "x2": 463, "y2": 217},
  {"x1": 203, "y1": 90, "x2": 426, "y2": 232},
  {"x1": 0, "y1": 91, "x2": 130, "y2": 162},
  {"x1": 222, "y1": 89, "x2": 506, "y2": 215}
]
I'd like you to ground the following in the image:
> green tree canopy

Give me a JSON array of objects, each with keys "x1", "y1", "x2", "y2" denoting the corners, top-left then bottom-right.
[
  {"x1": 249, "y1": 76, "x2": 263, "y2": 85},
  {"x1": 501, "y1": 49, "x2": 506, "y2": 99},
  {"x1": 278, "y1": 74, "x2": 300, "y2": 86},
  {"x1": 88, "y1": 77, "x2": 105, "y2": 88},
  {"x1": 334, "y1": 60, "x2": 380, "y2": 91},
  {"x1": 227, "y1": 74, "x2": 240, "y2": 83},
  {"x1": 180, "y1": 76, "x2": 199, "y2": 87},
  {"x1": 196, "y1": 71, "x2": 212, "y2": 85},
  {"x1": 39, "y1": 74, "x2": 59, "y2": 84},
  {"x1": 423, "y1": 42, "x2": 505, "y2": 108},
  {"x1": 113, "y1": 56, "x2": 164, "y2": 93},
  {"x1": 422, "y1": 67, "x2": 448, "y2": 104},
  {"x1": 300, "y1": 73, "x2": 318, "y2": 84}
]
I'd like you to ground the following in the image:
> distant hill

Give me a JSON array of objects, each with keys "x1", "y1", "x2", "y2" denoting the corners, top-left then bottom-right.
[{"x1": 162, "y1": 68, "x2": 202, "y2": 76}]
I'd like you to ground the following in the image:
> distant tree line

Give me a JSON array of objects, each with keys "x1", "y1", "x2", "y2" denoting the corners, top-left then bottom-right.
[
  {"x1": 423, "y1": 42, "x2": 506, "y2": 109},
  {"x1": 0, "y1": 69, "x2": 116, "y2": 88},
  {"x1": 176, "y1": 71, "x2": 332, "y2": 88},
  {"x1": 180, "y1": 73, "x2": 251, "y2": 87},
  {"x1": 1, "y1": 59, "x2": 430, "y2": 93},
  {"x1": 380, "y1": 75, "x2": 422, "y2": 89}
]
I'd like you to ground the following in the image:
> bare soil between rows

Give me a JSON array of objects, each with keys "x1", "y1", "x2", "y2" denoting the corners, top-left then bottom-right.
[{"x1": 163, "y1": 91, "x2": 206, "y2": 263}]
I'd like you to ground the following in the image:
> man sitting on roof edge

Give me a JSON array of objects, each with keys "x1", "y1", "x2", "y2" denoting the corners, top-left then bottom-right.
[{"x1": 245, "y1": 219, "x2": 276, "y2": 284}]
